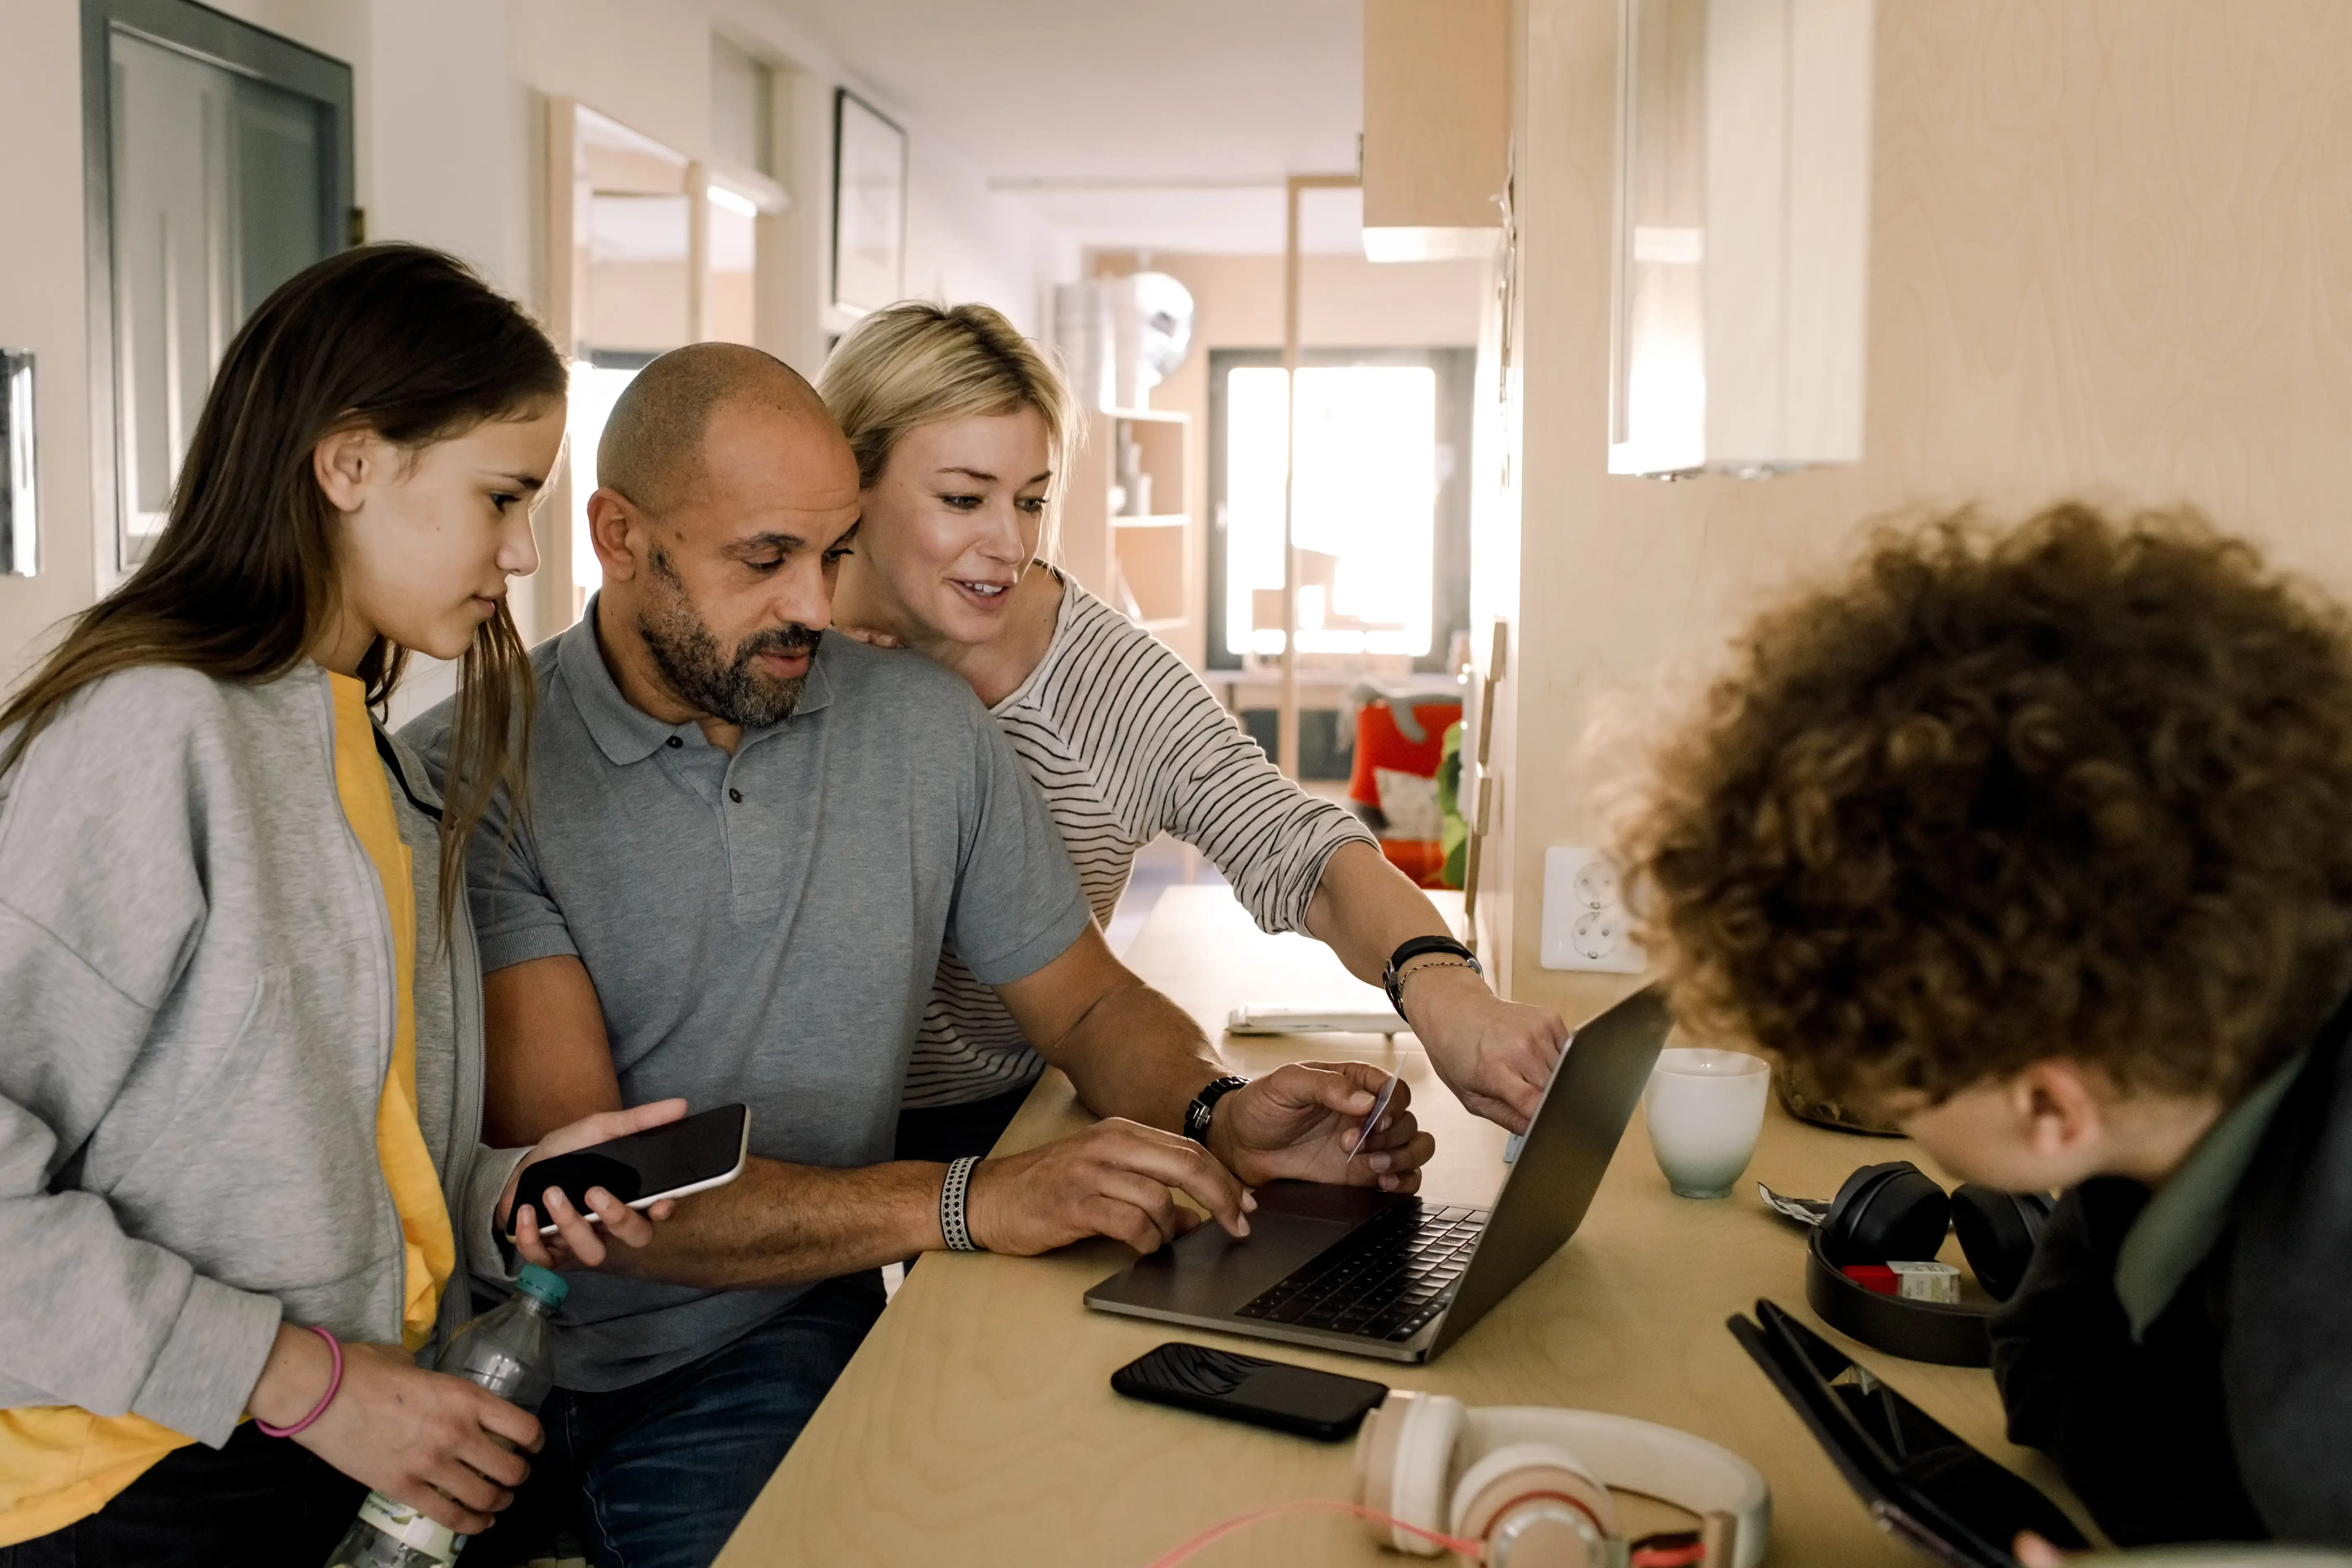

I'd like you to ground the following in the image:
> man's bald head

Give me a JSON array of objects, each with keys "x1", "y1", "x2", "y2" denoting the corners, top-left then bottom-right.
[
  {"x1": 586, "y1": 342, "x2": 862, "y2": 737},
  {"x1": 598, "y1": 342, "x2": 841, "y2": 515}
]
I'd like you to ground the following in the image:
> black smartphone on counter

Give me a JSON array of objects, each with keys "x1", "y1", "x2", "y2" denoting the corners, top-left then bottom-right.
[{"x1": 1110, "y1": 1342, "x2": 1389, "y2": 1441}]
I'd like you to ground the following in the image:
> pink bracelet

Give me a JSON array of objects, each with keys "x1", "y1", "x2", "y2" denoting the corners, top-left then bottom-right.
[{"x1": 255, "y1": 1325, "x2": 344, "y2": 1438}]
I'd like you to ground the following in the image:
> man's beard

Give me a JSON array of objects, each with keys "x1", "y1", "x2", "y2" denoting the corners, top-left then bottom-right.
[{"x1": 636, "y1": 549, "x2": 819, "y2": 729}]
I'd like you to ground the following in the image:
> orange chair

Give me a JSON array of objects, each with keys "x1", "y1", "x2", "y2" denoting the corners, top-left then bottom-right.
[{"x1": 1346, "y1": 685, "x2": 1464, "y2": 889}]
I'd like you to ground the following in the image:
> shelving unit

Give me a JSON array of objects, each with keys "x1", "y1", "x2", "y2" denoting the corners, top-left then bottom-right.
[{"x1": 1061, "y1": 406, "x2": 1193, "y2": 631}]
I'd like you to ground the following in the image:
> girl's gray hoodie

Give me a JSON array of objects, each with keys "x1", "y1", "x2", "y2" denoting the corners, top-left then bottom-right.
[{"x1": 0, "y1": 664, "x2": 524, "y2": 1448}]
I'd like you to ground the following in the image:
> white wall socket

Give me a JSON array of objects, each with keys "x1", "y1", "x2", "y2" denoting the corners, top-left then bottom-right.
[{"x1": 1540, "y1": 846, "x2": 1647, "y2": 973}]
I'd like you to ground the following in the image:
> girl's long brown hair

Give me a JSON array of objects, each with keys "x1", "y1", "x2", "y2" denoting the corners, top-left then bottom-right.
[{"x1": 0, "y1": 243, "x2": 567, "y2": 934}]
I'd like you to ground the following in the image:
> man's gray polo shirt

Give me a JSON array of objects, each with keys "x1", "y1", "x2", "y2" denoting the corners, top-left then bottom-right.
[{"x1": 402, "y1": 602, "x2": 1091, "y2": 1390}]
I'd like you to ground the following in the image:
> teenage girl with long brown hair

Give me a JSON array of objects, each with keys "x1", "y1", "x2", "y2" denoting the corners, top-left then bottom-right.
[{"x1": 0, "y1": 244, "x2": 680, "y2": 1568}]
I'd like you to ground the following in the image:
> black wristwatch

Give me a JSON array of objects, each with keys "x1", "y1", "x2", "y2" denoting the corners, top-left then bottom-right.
[
  {"x1": 1183, "y1": 1075, "x2": 1251, "y2": 1147},
  {"x1": 1383, "y1": 935, "x2": 1483, "y2": 1015}
]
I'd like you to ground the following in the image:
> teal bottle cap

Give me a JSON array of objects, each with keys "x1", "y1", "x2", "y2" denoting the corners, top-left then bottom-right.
[{"x1": 515, "y1": 1264, "x2": 569, "y2": 1309}]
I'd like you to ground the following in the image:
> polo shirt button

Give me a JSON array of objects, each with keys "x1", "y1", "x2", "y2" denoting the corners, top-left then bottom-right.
[
  {"x1": 729, "y1": 787, "x2": 744, "y2": 803},
  {"x1": 667, "y1": 736, "x2": 683, "y2": 749}
]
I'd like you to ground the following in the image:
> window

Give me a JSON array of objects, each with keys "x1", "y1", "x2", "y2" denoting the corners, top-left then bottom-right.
[{"x1": 1207, "y1": 348, "x2": 1472, "y2": 672}]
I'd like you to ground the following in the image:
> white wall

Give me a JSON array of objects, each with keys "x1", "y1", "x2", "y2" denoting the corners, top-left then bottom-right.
[
  {"x1": 0, "y1": 0, "x2": 1063, "y2": 692},
  {"x1": 372, "y1": 0, "x2": 516, "y2": 285},
  {"x1": 902, "y1": 134, "x2": 1061, "y2": 335},
  {"x1": 509, "y1": 0, "x2": 1060, "y2": 336}
]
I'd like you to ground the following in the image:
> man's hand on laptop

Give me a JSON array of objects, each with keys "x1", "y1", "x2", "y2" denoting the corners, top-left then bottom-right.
[
  {"x1": 964, "y1": 1119, "x2": 1256, "y2": 1256},
  {"x1": 1206, "y1": 1062, "x2": 1435, "y2": 1191}
]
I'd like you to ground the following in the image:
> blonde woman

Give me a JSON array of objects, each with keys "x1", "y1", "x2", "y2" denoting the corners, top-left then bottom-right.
[{"x1": 818, "y1": 302, "x2": 1568, "y2": 1167}]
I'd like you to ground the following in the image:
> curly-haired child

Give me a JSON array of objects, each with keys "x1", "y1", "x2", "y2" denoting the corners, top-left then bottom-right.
[{"x1": 1622, "y1": 503, "x2": 2352, "y2": 1551}]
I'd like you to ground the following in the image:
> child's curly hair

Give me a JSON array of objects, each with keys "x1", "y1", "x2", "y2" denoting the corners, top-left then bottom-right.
[{"x1": 1620, "y1": 502, "x2": 2352, "y2": 1106}]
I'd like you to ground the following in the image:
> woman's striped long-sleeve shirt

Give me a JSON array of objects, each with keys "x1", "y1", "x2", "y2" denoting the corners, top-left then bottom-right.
[{"x1": 902, "y1": 576, "x2": 1377, "y2": 1108}]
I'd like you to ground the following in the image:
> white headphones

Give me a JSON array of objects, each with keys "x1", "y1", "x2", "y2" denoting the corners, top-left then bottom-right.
[{"x1": 1353, "y1": 1391, "x2": 1772, "y2": 1568}]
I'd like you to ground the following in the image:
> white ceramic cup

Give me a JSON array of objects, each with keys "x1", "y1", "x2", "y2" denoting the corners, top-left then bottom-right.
[{"x1": 1644, "y1": 1048, "x2": 1772, "y2": 1198}]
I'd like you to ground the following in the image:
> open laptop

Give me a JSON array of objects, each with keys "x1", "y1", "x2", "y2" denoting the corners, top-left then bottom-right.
[{"x1": 1084, "y1": 985, "x2": 1670, "y2": 1363}]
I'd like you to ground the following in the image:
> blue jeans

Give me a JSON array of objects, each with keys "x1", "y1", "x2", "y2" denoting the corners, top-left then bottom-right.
[{"x1": 468, "y1": 1272, "x2": 885, "y2": 1568}]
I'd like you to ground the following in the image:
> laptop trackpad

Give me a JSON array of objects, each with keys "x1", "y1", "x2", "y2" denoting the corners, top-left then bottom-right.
[{"x1": 1090, "y1": 1182, "x2": 1408, "y2": 1316}]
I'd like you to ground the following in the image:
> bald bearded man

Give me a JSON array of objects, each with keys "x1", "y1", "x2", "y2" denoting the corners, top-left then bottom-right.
[{"x1": 402, "y1": 344, "x2": 1431, "y2": 1568}]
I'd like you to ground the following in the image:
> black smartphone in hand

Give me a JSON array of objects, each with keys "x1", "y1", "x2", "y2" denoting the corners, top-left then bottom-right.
[
  {"x1": 506, "y1": 1103, "x2": 750, "y2": 1240},
  {"x1": 1111, "y1": 1342, "x2": 1389, "y2": 1441}
]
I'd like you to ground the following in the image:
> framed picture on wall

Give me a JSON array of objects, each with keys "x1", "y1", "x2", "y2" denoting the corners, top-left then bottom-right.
[{"x1": 831, "y1": 88, "x2": 906, "y2": 316}]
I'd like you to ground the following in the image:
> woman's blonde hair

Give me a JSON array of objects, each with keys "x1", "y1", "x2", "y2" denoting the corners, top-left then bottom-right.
[{"x1": 817, "y1": 301, "x2": 1079, "y2": 562}]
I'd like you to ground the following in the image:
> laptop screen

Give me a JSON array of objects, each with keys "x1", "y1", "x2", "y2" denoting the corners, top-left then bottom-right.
[{"x1": 1430, "y1": 986, "x2": 1671, "y2": 1355}]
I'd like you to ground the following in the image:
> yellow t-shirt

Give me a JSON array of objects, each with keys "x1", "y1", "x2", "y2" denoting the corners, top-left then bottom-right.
[
  {"x1": 328, "y1": 673, "x2": 461, "y2": 1351},
  {"x1": 0, "y1": 673, "x2": 458, "y2": 1546}
]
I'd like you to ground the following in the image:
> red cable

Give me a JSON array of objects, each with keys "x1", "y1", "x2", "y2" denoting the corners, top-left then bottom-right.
[
  {"x1": 1630, "y1": 1533, "x2": 1708, "y2": 1568},
  {"x1": 1141, "y1": 1498, "x2": 1489, "y2": 1567}
]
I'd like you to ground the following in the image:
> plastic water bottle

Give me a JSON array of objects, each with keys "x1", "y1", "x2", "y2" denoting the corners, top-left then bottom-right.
[{"x1": 323, "y1": 1265, "x2": 570, "y2": 1568}]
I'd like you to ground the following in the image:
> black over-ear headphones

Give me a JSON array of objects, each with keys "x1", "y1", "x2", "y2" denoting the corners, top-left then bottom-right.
[{"x1": 1805, "y1": 1162, "x2": 2053, "y2": 1366}]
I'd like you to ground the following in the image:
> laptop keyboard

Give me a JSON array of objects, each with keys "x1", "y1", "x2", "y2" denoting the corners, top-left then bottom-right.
[{"x1": 1231, "y1": 1201, "x2": 1490, "y2": 1342}]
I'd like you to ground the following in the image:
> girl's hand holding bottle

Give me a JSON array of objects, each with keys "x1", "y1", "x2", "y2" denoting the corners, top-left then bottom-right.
[
  {"x1": 235, "y1": 1104, "x2": 692, "y2": 1537},
  {"x1": 249, "y1": 1322, "x2": 538, "y2": 1537}
]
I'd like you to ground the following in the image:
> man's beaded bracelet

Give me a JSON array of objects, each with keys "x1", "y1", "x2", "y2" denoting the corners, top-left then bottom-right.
[{"x1": 940, "y1": 1155, "x2": 981, "y2": 1252}]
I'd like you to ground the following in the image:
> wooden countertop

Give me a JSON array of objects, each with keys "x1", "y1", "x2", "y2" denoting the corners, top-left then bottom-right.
[{"x1": 716, "y1": 886, "x2": 2088, "y2": 1566}]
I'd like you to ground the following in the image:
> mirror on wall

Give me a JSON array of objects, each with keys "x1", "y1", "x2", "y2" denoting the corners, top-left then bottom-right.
[
  {"x1": 1, "y1": 350, "x2": 33, "y2": 578},
  {"x1": 82, "y1": 0, "x2": 353, "y2": 579}
]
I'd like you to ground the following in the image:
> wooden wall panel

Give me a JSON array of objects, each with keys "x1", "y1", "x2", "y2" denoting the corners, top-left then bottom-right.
[{"x1": 1363, "y1": 0, "x2": 1511, "y2": 232}]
